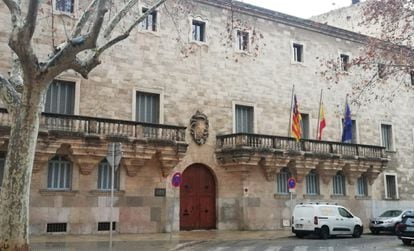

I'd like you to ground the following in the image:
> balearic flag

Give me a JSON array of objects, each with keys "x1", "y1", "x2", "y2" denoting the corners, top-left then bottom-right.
[
  {"x1": 341, "y1": 100, "x2": 352, "y2": 143},
  {"x1": 291, "y1": 95, "x2": 302, "y2": 141},
  {"x1": 318, "y1": 103, "x2": 326, "y2": 140}
]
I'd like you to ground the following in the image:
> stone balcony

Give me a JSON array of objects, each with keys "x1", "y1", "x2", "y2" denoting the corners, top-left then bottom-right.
[
  {"x1": 216, "y1": 133, "x2": 389, "y2": 185},
  {"x1": 0, "y1": 109, "x2": 188, "y2": 178}
]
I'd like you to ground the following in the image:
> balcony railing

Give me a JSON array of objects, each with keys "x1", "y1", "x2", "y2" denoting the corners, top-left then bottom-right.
[
  {"x1": 216, "y1": 133, "x2": 387, "y2": 159},
  {"x1": 0, "y1": 109, "x2": 186, "y2": 142}
]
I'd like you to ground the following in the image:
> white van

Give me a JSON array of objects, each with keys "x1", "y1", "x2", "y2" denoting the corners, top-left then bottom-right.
[{"x1": 292, "y1": 203, "x2": 363, "y2": 239}]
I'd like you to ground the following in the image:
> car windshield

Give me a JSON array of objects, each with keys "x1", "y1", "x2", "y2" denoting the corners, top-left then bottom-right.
[{"x1": 379, "y1": 210, "x2": 402, "y2": 217}]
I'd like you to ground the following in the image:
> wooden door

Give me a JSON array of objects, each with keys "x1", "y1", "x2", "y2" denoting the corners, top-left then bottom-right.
[{"x1": 180, "y1": 164, "x2": 216, "y2": 230}]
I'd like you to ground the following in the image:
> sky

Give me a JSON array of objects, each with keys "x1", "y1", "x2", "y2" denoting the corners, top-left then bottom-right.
[{"x1": 241, "y1": 0, "x2": 356, "y2": 19}]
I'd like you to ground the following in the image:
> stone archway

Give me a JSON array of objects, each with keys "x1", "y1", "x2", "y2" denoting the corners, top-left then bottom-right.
[{"x1": 180, "y1": 163, "x2": 216, "y2": 230}]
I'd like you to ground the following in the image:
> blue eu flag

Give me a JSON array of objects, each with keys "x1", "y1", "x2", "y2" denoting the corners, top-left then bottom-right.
[{"x1": 342, "y1": 101, "x2": 352, "y2": 143}]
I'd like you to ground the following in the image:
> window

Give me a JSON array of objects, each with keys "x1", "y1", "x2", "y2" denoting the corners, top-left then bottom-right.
[
  {"x1": 0, "y1": 157, "x2": 4, "y2": 189},
  {"x1": 98, "y1": 222, "x2": 116, "y2": 231},
  {"x1": 47, "y1": 223, "x2": 67, "y2": 233},
  {"x1": 136, "y1": 91, "x2": 160, "y2": 123},
  {"x1": 235, "y1": 105, "x2": 253, "y2": 133},
  {"x1": 385, "y1": 174, "x2": 398, "y2": 199},
  {"x1": 97, "y1": 159, "x2": 120, "y2": 190},
  {"x1": 45, "y1": 80, "x2": 75, "y2": 115},
  {"x1": 236, "y1": 30, "x2": 249, "y2": 51},
  {"x1": 332, "y1": 172, "x2": 346, "y2": 195},
  {"x1": 306, "y1": 170, "x2": 319, "y2": 195},
  {"x1": 338, "y1": 208, "x2": 352, "y2": 218},
  {"x1": 340, "y1": 54, "x2": 349, "y2": 71},
  {"x1": 356, "y1": 175, "x2": 368, "y2": 196},
  {"x1": 381, "y1": 124, "x2": 394, "y2": 151},
  {"x1": 378, "y1": 63, "x2": 386, "y2": 79},
  {"x1": 54, "y1": 0, "x2": 74, "y2": 13},
  {"x1": 276, "y1": 168, "x2": 291, "y2": 194},
  {"x1": 140, "y1": 8, "x2": 157, "y2": 31},
  {"x1": 192, "y1": 20, "x2": 206, "y2": 42},
  {"x1": 300, "y1": 113, "x2": 310, "y2": 139},
  {"x1": 47, "y1": 156, "x2": 72, "y2": 190},
  {"x1": 293, "y1": 43, "x2": 303, "y2": 62}
]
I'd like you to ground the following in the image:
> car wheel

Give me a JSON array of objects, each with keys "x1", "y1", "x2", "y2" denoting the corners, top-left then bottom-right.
[
  {"x1": 393, "y1": 224, "x2": 400, "y2": 235},
  {"x1": 402, "y1": 239, "x2": 411, "y2": 245},
  {"x1": 320, "y1": 226, "x2": 330, "y2": 240},
  {"x1": 371, "y1": 229, "x2": 379, "y2": 235},
  {"x1": 296, "y1": 233, "x2": 305, "y2": 238},
  {"x1": 352, "y1": 225, "x2": 362, "y2": 238}
]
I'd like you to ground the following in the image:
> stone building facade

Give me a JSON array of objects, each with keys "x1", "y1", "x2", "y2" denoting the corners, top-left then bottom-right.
[{"x1": 0, "y1": 0, "x2": 413, "y2": 235}]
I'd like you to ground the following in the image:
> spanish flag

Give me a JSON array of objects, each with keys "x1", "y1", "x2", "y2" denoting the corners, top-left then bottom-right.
[
  {"x1": 318, "y1": 103, "x2": 326, "y2": 140},
  {"x1": 291, "y1": 95, "x2": 302, "y2": 141}
]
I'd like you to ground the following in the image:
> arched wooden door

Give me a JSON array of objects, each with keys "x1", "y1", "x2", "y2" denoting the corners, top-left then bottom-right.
[{"x1": 180, "y1": 164, "x2": 216, "y2": 230}]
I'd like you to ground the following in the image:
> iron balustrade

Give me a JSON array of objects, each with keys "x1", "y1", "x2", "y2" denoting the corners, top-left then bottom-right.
[
  {"x1": 0, "y1": 109, "x2": 186, "y2": 141},
  {"x1": 216, "y1": 133, "x2": 386, "y2": 159}
]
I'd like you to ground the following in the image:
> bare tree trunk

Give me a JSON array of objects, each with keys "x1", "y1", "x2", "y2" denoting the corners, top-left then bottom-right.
[{"x1": 0, "y1": 87, "x2": 43, "y2": 251}]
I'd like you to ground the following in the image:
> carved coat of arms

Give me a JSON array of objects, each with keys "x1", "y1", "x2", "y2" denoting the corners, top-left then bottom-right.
[{"x1": 190, "y1": 111, "x2": 209, "y2": 145}]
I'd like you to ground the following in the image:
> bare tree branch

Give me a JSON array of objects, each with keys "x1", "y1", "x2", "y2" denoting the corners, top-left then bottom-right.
[
  {"x1": 2, "y1": 0, "x2": 22, "y2": 24},
  {"x1": 103, "y1": 0, "x2": 140, "y2": 39},
  {"x1": 24, "y1": 0, "x2": 40, "y2": 40},
  {"x1": 100, "y1": 0, "x2": 167, "y2": 53},
  {"x1": 0, "y1": 73, "x2": 21, "y2": 112},
  {"x1": 71, "y1": 0, "x2": 98, "y2": 37},
  {"x1": 70, "y1": 56, "x2": 101, "y2": 78},
  {"x1": 89, "y1": 0, "x2": 108, "y2": 46}
]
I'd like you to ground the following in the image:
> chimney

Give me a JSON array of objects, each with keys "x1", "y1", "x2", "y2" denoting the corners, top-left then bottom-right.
[{"x1": 352, "y1": 0, "x2": 360, "y2": 4}]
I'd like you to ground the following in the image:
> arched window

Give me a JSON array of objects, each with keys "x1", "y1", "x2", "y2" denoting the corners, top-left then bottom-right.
[
  {"x1": 306, "y1": 170, "x2": 320, "y2": 195},
  {"x1": 47, "y1": 155, "x2": 72, "y2": 190},
  {"x1": 276, "y1": 168, "x2": 291, "y2": 194},
  {"x1": 357, "y1": 174, "x2": 368, "y2": 196},
  {"x1": 332, "y1": 171, "x2": 346, "y2": 195},
  {"x1": 98, "y1": 159, "x2": 120, "y2": 190}
]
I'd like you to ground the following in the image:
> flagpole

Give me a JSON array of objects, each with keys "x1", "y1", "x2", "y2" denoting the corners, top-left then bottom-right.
[
  {"x1": 316, "y1": 89, "x2": 323, "y2": 140},
  {"x1": 288, "y1": 85, "x2": 295, "y2": 137}
]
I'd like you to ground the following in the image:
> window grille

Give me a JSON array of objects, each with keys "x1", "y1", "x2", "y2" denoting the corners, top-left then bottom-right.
[
  {"x1": 47, "y1": 156, "x2": 72, "y2": 190},
  {"x1": 47, "y1": 223, "x2": 67, "y2": 233},
  {"x1": 357, "y1": 175, "x2": 368, "y2": 196},
  {"x1": 98, "y1": 159, "x2": 120, "y2": 190},
  {"x1": 332, "y1": 172, "x2": 346, "y2": 195},
  {"x1": 98, "y1": 222, "x2": 116, "y2": 231},
  {"x1": 276, "y1": 168, "x2": 290, "y2": 194},
  {"x1": 306, "y1": 170, "x2": 319, "y2": 195}
]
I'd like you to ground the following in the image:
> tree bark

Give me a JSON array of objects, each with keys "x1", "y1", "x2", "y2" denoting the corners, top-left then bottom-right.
[{"x1": 0, "y1": 84, "x2": 44, "y2": 251}]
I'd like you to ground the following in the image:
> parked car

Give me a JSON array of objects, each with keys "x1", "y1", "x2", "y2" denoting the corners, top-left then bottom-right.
[
  {"x1": 369, "y1": 209, "x2": 414, "y2": 234},
  {"x1": 396, "y1": 211, "x2": 414, "y2": 245},
  {"x1": 292, "y1": 203, "x2": 363, "y2": 239}
]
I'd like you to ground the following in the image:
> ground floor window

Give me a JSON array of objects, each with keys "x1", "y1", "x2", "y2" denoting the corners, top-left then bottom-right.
[
  {"x1": 47, "y1": 155, "x2": 72, "y2": 190},
  {"x1": 332, "y1": 172, "x2": 346, "y2": 195},
  {"x1": 276, "y1": 168, "x2": 290, "y2": 194}
]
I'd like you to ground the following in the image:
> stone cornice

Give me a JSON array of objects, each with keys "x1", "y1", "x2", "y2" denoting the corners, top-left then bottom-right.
[{"x1": 196, "y1": 0, "x2": 370, "y2": 45}]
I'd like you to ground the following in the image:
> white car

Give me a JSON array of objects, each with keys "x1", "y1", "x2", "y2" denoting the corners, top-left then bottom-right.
[{"x1": 292, "y1": 203, "x2": 363, "y2": 239}]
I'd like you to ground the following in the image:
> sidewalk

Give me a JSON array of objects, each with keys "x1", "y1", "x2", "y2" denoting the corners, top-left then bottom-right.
[{"x1": 30, "y1": 229, "x2": 293, "y2": 251}]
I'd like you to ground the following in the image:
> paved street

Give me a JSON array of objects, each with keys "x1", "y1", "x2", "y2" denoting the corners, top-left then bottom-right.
[
  {"x1": 179, "y1": 235, "x2": 412, "y2": 251},
  {"x1": 30, "y1": 231, "x2": 413, "y2": 251}
]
